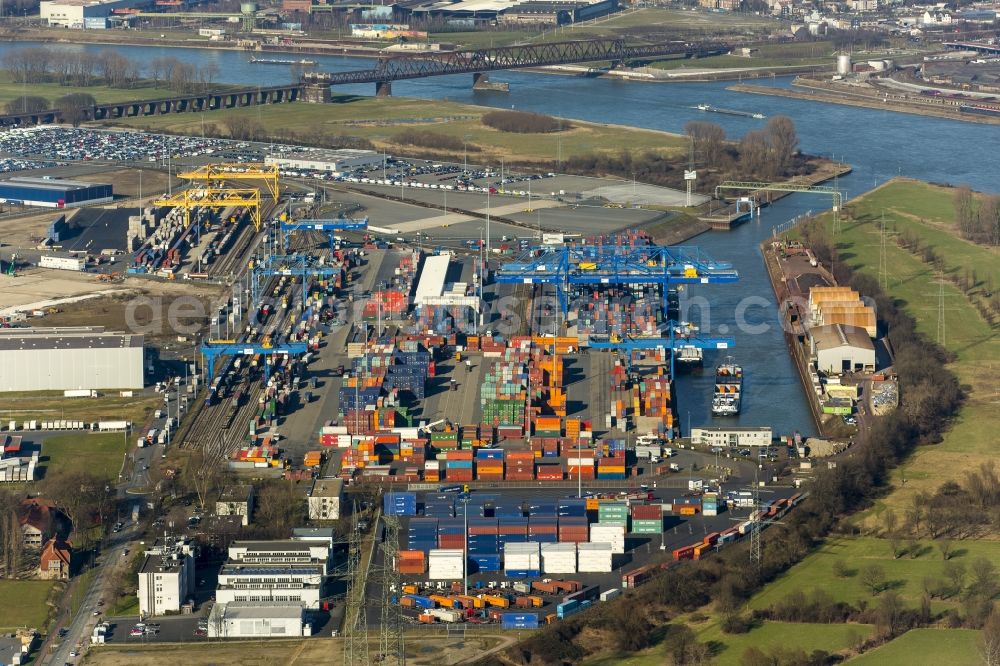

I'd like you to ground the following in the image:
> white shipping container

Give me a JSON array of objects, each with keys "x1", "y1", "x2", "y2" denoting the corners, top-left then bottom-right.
[
  {"x1": 504, "y1": 542, "x2": 541, "y2": 571},
  {"x1": 428, "y1": 608, "x2": 462, "y2": 623},
  {"x1": 98, "y1": 420, "x2": 130, "y2": 431},
  {"x1": 599, "y1": 588, "x2": 621, "y2": 602},
  {"x1": 541, "y1": 543, "x2": 577, "y2": 574},
  {"x1": 428, "y1": 549, "x2": 465, "y2": 580},
  {"x1": 567, "y1": 458, "x2": 595, "y2": 467},
  {"x1": 64, "y1": 389, "x2": 96, "y2": 398},
  {"x1": 589, "y1": 524, "x2": 625, "y2": 554},
  {"x1": 577, "y1": 542, "x2": 613, "y2": 573}
]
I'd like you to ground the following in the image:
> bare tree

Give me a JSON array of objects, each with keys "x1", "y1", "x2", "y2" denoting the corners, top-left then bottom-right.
[
  {"x1": 738, "y1": 130, "x2": 772, "y2": 180},
  {"x1": 765, "y1": 115, "x2": 798, "y2": 175},
  {"x1": 971, "y1": 558, "x2": 998, "y2": 599},
  {"x1": 876, "y1": 591, "x2": 906, "y2": 637},
  {"x1": 944, "y1": 560, "x2": 967, "y2": 596},
  {"x1": 955, "y1": 185, "x2": 979, "y2": 240},
  {"x1": 56, "y1": 92, "x2": 97, "y2": 128},
  {"x1": 860, "y1": 563, "x2": 887, "y2": 596},
  {"x1": 684, "y1": 121, "x2": 727, "y2": 169},
  {"x1": 937, "y1": 537, "x2": 954, "y2": 560},
  {"x1": 183, "y1": 448, "x2": 223, "y2": 511},
  {"x1": 982, "y1": 606, "x2": 1000, "y2": 666},
  {"x1": 5, "y1": 96, "x2": 49, "y2": 115}
]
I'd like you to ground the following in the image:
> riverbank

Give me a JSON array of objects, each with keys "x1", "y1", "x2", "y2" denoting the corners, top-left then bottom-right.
[{"x1": 729, "y1": 79, "x2": 1000, "y2": 125}]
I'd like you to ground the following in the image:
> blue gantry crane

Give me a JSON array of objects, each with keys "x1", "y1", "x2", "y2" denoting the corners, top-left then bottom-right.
[
  {"x1": 250, "y1": 253, "x2": 343, "y2": 305},
  {"x1": 588, "y1": 325, "x2": 734, "y2": 376},
  {"x1": 281, "y1": 217, "x2": 369, "y2": 254},
  {"x1": 495, "y1": 244, "x2": 739, "y2": 313},
  {"x1": 200, "y1": 340, "x2": 308, "y2": 381}
]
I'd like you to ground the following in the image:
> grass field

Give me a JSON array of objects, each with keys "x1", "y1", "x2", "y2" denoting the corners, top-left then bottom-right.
[
  {"x1": 748, "y1": 536, "x2": 1000, "y2": 612},
  {"x1": 0, "y1": 580, "x2": 59, "y2": 631},
  {"x1": 582, "y1": 620, "x2": 875, "y2": 666},
  {"x1": 0, "y1": 392, "x2": 160, "y2": 427},
  {"x1": 0, "y1": 72, "x2": 185, "y2": 110},
  {"x1": 848, "y1": 628, "x2": 980, "y2": 664},
  {"x1": 811, "y1": 179, "x2": 1000, "y2": 522},
  {"x1": 97, "y1": 95, "x2": 687, "y2": 164},
  {"x1": 41, "y1": 431, "x2": 131, "y2": 482}
]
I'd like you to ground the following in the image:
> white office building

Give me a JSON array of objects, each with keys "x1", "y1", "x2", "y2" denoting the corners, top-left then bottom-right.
[
  {"x1": 216, "y1": 541, "x2": 330, "y2": 609},
  {"x1": 137, "y1": 537, "x2": 196, "y2": 617},
  {"x1": 690, "y1": 426, "x2": 773, "y2": 448},
  {"x1": 306, "y1": 478, "x2": 342, "y2": 520}
]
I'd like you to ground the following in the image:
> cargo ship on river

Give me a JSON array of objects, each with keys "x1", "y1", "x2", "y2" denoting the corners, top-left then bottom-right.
[{"x1": 711, "y1": 357, "x2": 743, "y2": 416}]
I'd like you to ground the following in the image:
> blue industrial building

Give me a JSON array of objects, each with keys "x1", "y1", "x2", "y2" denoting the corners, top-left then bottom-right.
[{"x1": 0, "y1": 177, "x2": 113, "y2": 209}]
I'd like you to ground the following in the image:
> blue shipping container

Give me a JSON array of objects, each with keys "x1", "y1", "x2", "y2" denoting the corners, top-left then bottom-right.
[{"x1": 501, "y1": 612, "x2": 539, "y2": 629}]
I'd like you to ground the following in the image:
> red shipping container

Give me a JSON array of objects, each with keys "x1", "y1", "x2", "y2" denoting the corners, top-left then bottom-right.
[{"x1": 631, "y1": 505, "x2": 661, "y2": 519}]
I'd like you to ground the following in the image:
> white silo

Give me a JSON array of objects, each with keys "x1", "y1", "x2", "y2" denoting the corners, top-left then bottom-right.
[{"x1": 836, "y1": 54, "x2": 852, "y2": 76}]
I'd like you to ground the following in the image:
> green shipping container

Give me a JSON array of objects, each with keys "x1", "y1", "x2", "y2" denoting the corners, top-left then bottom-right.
[{"x1": 631, "y1": 519, "x2": 663, "y2": 534}]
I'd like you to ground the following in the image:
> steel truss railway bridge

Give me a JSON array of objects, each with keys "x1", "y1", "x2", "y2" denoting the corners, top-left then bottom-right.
[{"x1": 302, "y1": 38, "x2": 735, "y2": 96}]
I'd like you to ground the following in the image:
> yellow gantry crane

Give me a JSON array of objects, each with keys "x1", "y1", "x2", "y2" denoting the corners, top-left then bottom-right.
[
  {"x1": 156, "y1": 187, "x2": 262, "y2": 231},
  {"x1": 176, "y1": 163, "x2": 280, "y2": 200}
]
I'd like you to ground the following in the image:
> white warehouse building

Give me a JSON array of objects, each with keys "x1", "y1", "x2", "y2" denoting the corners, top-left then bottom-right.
[
  {"x1": 0, "y1": 328, "x2": 143, "y2": 392},
  {"x1": 809, "y1": 324, "x2": 876, "y2": 375},
  {"x1": 265, "y1": 149, "x2": 385, "y2": 173},
  {"x1": 207, "y1": 602, "x2": 309, "y2": 638}
]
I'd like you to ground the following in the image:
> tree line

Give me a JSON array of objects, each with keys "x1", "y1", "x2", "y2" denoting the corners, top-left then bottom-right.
[
  {"x1": 955, "y1": 184, "x2": 1000, "y2": 246},
  {"x1": 480, "y1": 216, "x2": 969, "y2": 666},
  {"x1": 557, "y1": 116, "x2": 803, "y2": 194},
  {"x1": 2, "y1": 47, "x2": 221, "y2": 94}
]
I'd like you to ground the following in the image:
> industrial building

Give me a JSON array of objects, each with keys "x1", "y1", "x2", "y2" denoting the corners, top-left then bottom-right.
[
  {"x1": 809, "y1": 324, "x2": 876, "y2": 375},
  {"x1": 264, "y1": 149, "x2": 385, "y2": 173},
  {"x1": 413, "y1": 252, "x2": 480, "y2": 310},
  {"x1": 499, "y1": 0, "x2": 618, "y2": 26},
  {"x1": 216, "y1": 540, "x2": 330, "y2": 609},
  {"x1": 0, "y1": 177, "x2": 112, "y2": 208},
  {"x1": 206, "y1": 602, "x2": 309, "y2": 638},
  {"x1": 40, "y1": 0, "x2": 150, "y2": 28},
  {"x1": 138, "y1": 537, "x2": 196, "y2": 617},
  {"x1": 216, "y1": 485, "x2": 256, "y2": 526},
  {"x1": 306, "y1": 478, "x2": 342, "y2": 520},
  {"x1": 0, "y1": 328, "x2": 143, "y2": 392},
  {"x1": 807, "y1": 286, "x2": 876, "y2": 337},
  {"x1": 690, "y1": 426, "x2": 774, "y2": 448},
  {"x1": 38, "y1": 253, "x2": 85, "y2": 272}
]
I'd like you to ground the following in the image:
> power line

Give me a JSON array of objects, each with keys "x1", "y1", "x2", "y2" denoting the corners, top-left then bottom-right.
[
  {"x1": 378, "y1": 511, "x2": 405, "y2": 666},
  {"x1": 344, "y1": 502, "x2": 370, "y2": 666}
]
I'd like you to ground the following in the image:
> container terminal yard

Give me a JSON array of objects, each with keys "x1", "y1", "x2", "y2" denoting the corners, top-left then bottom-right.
[{"x1": 0, "y1": 128, "x2": 815, "y2": 659}]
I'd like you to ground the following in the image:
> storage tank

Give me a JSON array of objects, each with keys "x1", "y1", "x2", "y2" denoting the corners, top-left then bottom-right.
[
  {"x1": 836, "y1": 54, "x2": 852, "y2": 76},
  {"x1": 240, "y1": 2, "x2": 257, "y2": 12}
]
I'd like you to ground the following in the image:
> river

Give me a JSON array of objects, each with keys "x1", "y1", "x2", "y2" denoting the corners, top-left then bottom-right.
[{"x1": 3, "y1": 40, "x2": 998, "y2": 436}]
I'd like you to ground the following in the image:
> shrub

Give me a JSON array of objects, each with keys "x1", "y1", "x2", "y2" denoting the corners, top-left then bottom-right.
[{"x1": 482, "y1": 110, "x2": 570, "y2": 133}]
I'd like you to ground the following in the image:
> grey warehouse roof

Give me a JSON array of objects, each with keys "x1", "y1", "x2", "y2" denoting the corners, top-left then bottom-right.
[
  {"x1": 1, "y1": 176, "x2": 110, "y2": 192},
  {"x1": 220, "y1": 602, "x2": 305, "y2": 619},
  {"x1": 0, "y1": 329, "x2": 143, "y2": 351}
]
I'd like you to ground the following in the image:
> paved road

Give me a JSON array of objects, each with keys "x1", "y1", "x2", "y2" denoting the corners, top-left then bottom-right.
[{"x1": 44, "y1": 526, "x2": 138, "y2": 666}]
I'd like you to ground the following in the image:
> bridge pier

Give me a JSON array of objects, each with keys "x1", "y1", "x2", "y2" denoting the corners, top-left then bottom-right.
[
  {"x1": 303, "y1": 83, "x2": 331, "y2": 104},
  {"x1": 472, "y1": 72, "x2": 510, "y2": 92},
  {"x1": 375, "y1": 81, "x2": 392, "y2": 97}
]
